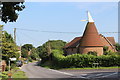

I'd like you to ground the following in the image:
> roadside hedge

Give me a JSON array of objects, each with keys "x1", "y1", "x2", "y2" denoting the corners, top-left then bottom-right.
[{"x1": 52, "y1": 52, "x2": 120, "y2": 68}]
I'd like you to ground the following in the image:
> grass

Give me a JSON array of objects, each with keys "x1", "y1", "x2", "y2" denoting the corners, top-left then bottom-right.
[
  {"x1": 40, "y1": 61, "x2": 120, "y2": 70},
  {"x1": 60, "y1": 66, "x2": 119, "y2": 70},
  {"x1": 12, "y1": 71, "x2": 27, "y2": 78},
  {"x1": 1, "y1": 67, "x2": 28, "y2": 80}
]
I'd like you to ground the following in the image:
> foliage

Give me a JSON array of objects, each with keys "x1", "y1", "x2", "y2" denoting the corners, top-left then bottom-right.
[
  {"x1": 37, "y1": 40, "x2": 66, "y2": 63},
  {"x1": 21, "y1": 44, "x2": 39, "y2": 60},
  {"x1": 30, "y1": 48, "x2": 39, "y2": 60},
  {"x1": 52, "y1": 49, "x2": 64, "y2": 54},
  {"x1": 103, "y1": 46, "x2": 109, "y2": 52},
  {"x1": 103, "y1": 50, "x2": 116, "y2": 55},
  {"x1": 1, "y1": 2, "x2": 25, "y2": 23},
  {"x1": 115, "y1": 43, "x2": 120, "y2": 51},
  {"x1": 21, "y1": 44, "x2": 33, "y2": 58},
  {"x1": 51, "y1": 52, "x2": 120, "y2": 68},
  {"x1": 1, "y1": 30, "x2": 19, "y2": 64},
  {"x1": 87, "y1": 51, "x2": 97, "y2": 56},
  {"x1": 37, "y1": 40, "x2": 66, "y2": 54},
  {"x1": 22, "y1": 44, "x2": 33, "y2": 51},
  {"x1": 0, "y1": 72, "x2": 8, "y2": 79}
]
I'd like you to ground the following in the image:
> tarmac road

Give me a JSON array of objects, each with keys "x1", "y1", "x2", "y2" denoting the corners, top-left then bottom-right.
[
  {"x1": 21, "y1": 62, "x2": 74, "y2": 78},
  {"x1": 21, "y1": 62, "x2": 120, "y2": 80}
]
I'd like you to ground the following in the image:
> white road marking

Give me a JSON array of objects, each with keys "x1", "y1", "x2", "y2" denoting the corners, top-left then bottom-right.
[
  {"x1": 80, "y1": 74, "x2": 87, "y2": 76},
  {"x1": 48, "y1": 69, "x2": 74, "y2": 76},
  {"x1": 86, "y1": 73, "x2": 103, "y2": 78},
  {"x1": 100, "y1": 72, "x2": 118, "y2": 78}
]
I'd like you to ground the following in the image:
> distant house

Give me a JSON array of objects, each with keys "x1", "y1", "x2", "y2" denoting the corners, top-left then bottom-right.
[{"x1": 64, "y1": 12, "x2": 116, "y2": 56}]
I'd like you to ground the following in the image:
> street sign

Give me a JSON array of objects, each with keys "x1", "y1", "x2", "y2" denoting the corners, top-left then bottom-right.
[{"x1": 9, "y1": 58, "x2": 16, "y2": 61}]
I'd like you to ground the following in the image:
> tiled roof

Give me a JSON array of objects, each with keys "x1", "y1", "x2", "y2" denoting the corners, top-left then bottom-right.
[
  {"x1": 64, "y1": 37, "x2": 81, "y2": 48},
  {"x1": 79, "y1": 22, "x2": 104, "y2": 47},
  {"x1": 106, "y1": 37, "x2": 116, "y2": 45}
]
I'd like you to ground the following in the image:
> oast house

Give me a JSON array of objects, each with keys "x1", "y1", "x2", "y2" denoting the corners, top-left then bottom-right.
[{"x1": 64, "y1": 12, "x2": 116, "y2": 56}]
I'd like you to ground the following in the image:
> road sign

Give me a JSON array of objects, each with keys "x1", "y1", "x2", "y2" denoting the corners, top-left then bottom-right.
[{"x1": 9, "y1": 58, "x2": 16, "y2": 61}]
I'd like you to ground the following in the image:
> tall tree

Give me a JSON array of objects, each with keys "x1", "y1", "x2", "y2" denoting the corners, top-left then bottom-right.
[
  {"x1": 1, "y1": 28, "x2": 19, "y2": 62},
  {"x1": 21, "y1": 44, "x2": 33, "y2": 58},
  {"x1": 1, "y1": 2, "x2": 25, "y2": 23},
  {"x1": 37, "y1": 40, "x2": 67, "y2": 59},
  {"x1": 21, "y1": 44, "x2": 39, "y2": 60}
]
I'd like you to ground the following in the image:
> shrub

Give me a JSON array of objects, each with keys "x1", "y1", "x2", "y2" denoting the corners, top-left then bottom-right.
[
  {"x1": 103, "y1": 46, "x2": 109, "y2": 52},
  {"x1": 87, "y1": 51, "x2": 97, "y2": 56},
  {"x1": 51, "y1": 52, "x2": 120, "y2": 68}
]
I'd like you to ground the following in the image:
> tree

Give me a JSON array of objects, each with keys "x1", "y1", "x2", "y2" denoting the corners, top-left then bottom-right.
[
  {"x1": 1, "y1": 28, "x2": 19, "y2": 63},
  {"x1": 30, "y1": 48, "x2": 39, "y2": 60},
  {"x1": 21, "y1": 44, "x2": 33, "y2": 58},
  {"x1": 1, "y1": 2, "x2": 25, "y2": 23},
  {"x1": 37, "y1": 40, "x2": 67, "y2": 63},
  {"x1": 21, "y1": 44, "x2": 39, "y2": 60},
  {"x1": 115, "y1": 43, "x2": 120, "y2": 51}
]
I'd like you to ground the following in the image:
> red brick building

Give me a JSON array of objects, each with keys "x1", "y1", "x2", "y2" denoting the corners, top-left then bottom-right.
[{"x1": 64, "y1": 12, "x2": 116, "y2": 56}]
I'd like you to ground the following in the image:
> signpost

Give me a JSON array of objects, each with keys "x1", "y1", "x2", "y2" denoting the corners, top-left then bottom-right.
[{"x1": 9, "y1": 58, "x2": 16, "y2": 72}]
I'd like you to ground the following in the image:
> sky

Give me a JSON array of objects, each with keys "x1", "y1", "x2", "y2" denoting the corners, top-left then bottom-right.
[{"x1": 1, "y1": 2, "x2": 118, "y2": 47}]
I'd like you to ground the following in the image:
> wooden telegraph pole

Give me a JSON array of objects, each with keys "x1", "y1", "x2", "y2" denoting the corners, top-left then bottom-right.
[
  {"x1": 14, "y1": 28, "x2": 22, "y2": 59},
  {"x1": 14, "y1": 28, "x2": 16, "y2": 44}
]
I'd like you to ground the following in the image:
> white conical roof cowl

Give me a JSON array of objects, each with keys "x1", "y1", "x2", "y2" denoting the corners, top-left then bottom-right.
[{"x1": 87, "y1": 11, "x2": 94, "y2": 22}]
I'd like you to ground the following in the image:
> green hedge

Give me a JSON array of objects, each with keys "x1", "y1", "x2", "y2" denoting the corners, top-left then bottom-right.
[{"x1": 52, "y1": 52, "x2": 120, "y2": 68}]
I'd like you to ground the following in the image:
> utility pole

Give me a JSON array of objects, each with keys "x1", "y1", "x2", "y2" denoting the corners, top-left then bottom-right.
[
  {"x1": 19, "y1": 44, "x2": 22, "y2": 59},
  {"x1": 14, "y1": 28, "x2": 16, "y2": 44},
  {"x1": 47, "y1": 40, "x2": 51, "y2": 55},
  {"x1": 14, "y1": 28, "x2": 22, "y2": 59},
  {"x1": 46, "y1": 40, "x2": 52, "y2": 61}
]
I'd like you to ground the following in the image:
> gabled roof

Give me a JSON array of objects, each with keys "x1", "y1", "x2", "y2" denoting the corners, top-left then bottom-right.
[
  {"x1": 79, "y1": 22, "x2": 104, "y2": 47},
  {"x1": 64, "y1": 35, "x2": 116, "y2": 48},
  {"x1": 106, "y1": 37, "x2": 116, "y2": 45},
  {"x1": 64, "y1": 37, "x2": 81, "y2": 48}
]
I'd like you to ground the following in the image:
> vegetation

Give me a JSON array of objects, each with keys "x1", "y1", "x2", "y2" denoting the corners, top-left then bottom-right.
[
  {"x1": 1, "y1": 25, "x2": 19, "y2": 67},
  {"x1": 87, "y1": 51, "x2": 97, "y2": 56},
  {"x1": 1, "y1": 68, "x2": 27, "y2": 80},
  {"x1": 12, "y1": 71, "x2": 28, "y2": 78},
  {"x1": 40, "y1": 51, "x2": 120, "y2": 69},
  {"x1": 21, "y1": 44, "x2": 39, "y2": 61},
  {"x1": 37, "y1": 40, "x2": 66, "y2": 63},
  {"x1": 115, "y1": 43, "x2": 120, "y2": 51},
  {"x1": 1, "y1": 2, "x2": 25, "y2": 23},
  {"x1": 61, "y1": 66, "x2": 119, "y2": 70}
]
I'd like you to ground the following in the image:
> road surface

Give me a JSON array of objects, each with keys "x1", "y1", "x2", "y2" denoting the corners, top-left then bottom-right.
[{"x1": 21, "y1": 62, "x2": 119, "y2": 80}]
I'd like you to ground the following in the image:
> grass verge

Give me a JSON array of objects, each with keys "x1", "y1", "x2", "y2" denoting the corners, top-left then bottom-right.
[
  {"x1": 60, "y1": 66, "x2": 119, "y2": 70},
  {"x1": 40, "y1": 61, "x2": 119, "y2": 70},
  {"x1": 1, "y1": 67, "x2": 28, "y2": 80}
]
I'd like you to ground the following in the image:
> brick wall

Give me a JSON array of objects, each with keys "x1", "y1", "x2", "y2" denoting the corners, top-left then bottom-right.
[{"x1": 79, "y1": 47, "x2": 103, "y2": 56}]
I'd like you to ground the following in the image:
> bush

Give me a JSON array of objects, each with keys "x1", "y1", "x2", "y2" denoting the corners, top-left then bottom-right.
[
  {"x1": 87, "y1": 51, "x2": 97, "y2": 56},
  {"x1": 51, "y1": 52, "x2": 120, "y2": 68},
  {"x1": 103, "y1": 46, "x2": 109, "y2": 52}
]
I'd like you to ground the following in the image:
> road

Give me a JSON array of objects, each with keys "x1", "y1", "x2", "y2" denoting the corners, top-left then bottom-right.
[{"x1": 21, "y1": 62, "x2": 120, "y2": 80}]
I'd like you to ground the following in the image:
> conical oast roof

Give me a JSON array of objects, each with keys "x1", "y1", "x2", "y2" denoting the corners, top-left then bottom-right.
[{"x1": 79, "y1": 22, "x2": 104, "y2": 47}]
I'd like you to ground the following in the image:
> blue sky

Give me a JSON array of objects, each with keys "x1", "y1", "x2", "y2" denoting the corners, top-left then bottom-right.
[{"x1": 1, "y1": 2, "x2": 118, "y2": 47}]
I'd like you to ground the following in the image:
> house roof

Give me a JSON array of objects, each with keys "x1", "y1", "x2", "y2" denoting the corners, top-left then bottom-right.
[
  {"x1": 64, "y1": 36, "x2": 115, "y2": 48},
  {"x1": 79, "y1": 22, "x2": 104, "y2": 47},
  {"x1": 106, "y1": 37, "x2": 116, "y2": 45},
  {"x1": 64, "y1": 37, "x2": 81, "y2": 48}
]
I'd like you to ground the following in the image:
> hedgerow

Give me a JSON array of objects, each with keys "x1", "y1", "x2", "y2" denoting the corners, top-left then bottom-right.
[{"x1": 52, "y1": 52, "x2": 120, "y2": 68}]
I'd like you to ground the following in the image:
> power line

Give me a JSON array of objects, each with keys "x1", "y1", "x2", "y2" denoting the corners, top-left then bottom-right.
[{"x1": 15, "y1": 28, "x2": 119, "y2": 34}]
